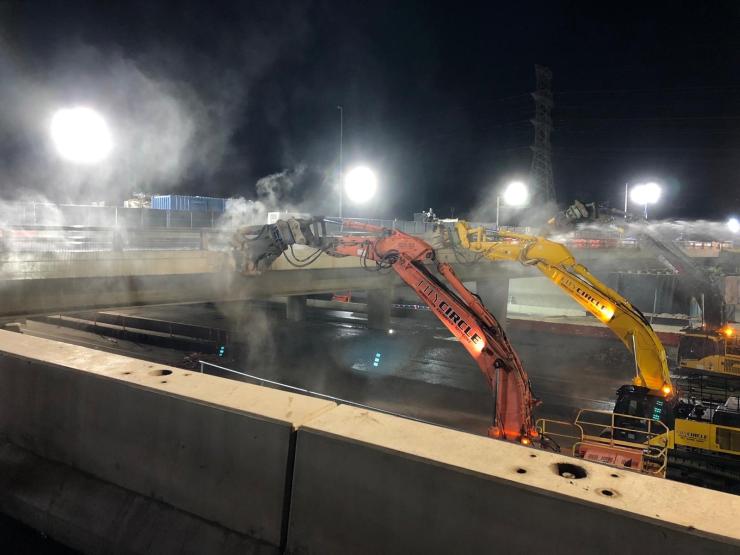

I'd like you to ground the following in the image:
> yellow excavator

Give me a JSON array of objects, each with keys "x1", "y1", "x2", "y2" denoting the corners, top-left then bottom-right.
[
  {"x1": 630, "y1": 222, "x2": 740, "y2": 378},
  {"x1": 549, "y1": 199, "x2": 740, "y2": 379},
  {"x1": 445, "y1": 221, "x2": 740, "y2": 491},
  {"x1": 448, "y1": 221, "x2": 673, "y2": 395}
]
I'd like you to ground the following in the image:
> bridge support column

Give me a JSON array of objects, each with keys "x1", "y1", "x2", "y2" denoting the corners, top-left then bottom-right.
[
  {"x1": 367, "y1": 288, "x2": 392, "y2": 330},
  {"x1": 286, "y1": 295, "x2": 307, "y2": 322},
  {"x1": 476, "y1": 278, "x2": 509, "y2": 330}
]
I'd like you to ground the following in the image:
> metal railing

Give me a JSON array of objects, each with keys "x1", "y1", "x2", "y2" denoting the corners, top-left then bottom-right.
[
  {"x1": 0, "y1": 202, "x2": 222, "y2": 229},
  {"x1": 0, "y1": 226, "x2": 224, "y2": 253},
  {"x1": 537, "y1": 408, "x2": 670, "y2": 477},
  {"x1": 574, "y1": 408, "x2": 670, "y2": 477},
  {"x1": 326, "y1": 218, "x2": 439, "y2": 236},
  {"x1": 1, "y1": 202, "x2": 735, "y2": 254}
]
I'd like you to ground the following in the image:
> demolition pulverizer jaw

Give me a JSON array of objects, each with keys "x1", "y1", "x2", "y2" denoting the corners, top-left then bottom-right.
[{"x1": 287, "y1": 219, "x2": 308, "y2": 245}]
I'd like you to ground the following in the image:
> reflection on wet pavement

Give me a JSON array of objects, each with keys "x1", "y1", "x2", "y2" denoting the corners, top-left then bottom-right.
[{"x1": 119, "y1": 301, "x2": 634, "y2": 437}]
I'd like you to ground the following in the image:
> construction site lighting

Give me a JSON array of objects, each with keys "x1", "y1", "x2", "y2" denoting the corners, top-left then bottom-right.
[
  {"x1": 50, "y1": 106, "x2": 113, "y2": 165},
  {"x1": 502, "y1": 181, "x2": 529, "y2": 207},
  {"x1": 629, "y1": 182, "x2": 661, "y2": 219},
  {"x1": 629, "y1": 182, "x2": 661, "y2": 206},
  {"x1": 728, "y1": 217, "x2": 740, "y2": 234},
  {"x1": 344, "y1": 166, "x2": 378, "y2": 203}
]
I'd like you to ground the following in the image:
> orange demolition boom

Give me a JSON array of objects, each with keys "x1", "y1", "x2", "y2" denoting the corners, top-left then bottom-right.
[{"x1": 233, "y1": 218, "x2": 539, "y2": 444}]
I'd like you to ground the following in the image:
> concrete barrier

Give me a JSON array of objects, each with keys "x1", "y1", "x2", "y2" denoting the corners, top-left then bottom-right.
[
  {"x1": 288, "y1": 404, "x2": 740, "y2": 555},
  {"x1": 0, "y1": 442, "x2": 275, "y2": 554},
  {"x1": 0, "y1": 331, "x2": 335, "y2": 550},
  {"x1": 1, "y1": 332, "x2": 740, "y2": 554},
  {"x1": 508, "y1": 276, "x2": 584, "y2": 316}
]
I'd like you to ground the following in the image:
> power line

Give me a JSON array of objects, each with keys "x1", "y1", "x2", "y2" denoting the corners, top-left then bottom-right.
[
  {"x1": 554, "y1": 115, "x2": 740, "y2": 122},
  {"x1": 556, "y1": 85, "x2": 740, "y2": 96}
]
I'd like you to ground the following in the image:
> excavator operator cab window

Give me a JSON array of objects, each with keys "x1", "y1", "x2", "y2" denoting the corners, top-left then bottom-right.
[
  {"x1": 614, "y1": 385, "x2": 676, "y2": 430},
  {"x1": 713, "y1": 397, "x2": 740, "y2": 451},
  {"x1": 678, "y1": 335, "x2": 721, "y2": 362},
  {"x1": 727, "y1": 333, "x2": 740, "y2": 356},
  {"x1": 713, "y1": 397, "x2": 740, "y2": 427}
]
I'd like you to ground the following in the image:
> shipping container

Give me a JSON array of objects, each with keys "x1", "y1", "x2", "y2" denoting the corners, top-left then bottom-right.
[{"x1": 150, "y1": 195, "x2": 227, "y2": 212}]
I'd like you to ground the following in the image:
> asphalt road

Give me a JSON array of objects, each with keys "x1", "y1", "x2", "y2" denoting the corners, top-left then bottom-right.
[{"x1": 108, "y1": 301, "x2": 637, "y2": 437}]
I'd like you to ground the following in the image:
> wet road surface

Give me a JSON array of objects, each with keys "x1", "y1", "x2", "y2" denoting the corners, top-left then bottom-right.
[{"x1": 107, "y1": 301, "x2": 638, "y2": 436}]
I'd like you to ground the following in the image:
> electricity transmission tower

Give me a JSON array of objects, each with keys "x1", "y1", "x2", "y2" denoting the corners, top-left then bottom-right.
[{"x1": 529, "y1": 65, "x2": 556, "y2": 203}]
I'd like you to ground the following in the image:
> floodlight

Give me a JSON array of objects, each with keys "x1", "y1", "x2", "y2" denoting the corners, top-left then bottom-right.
[
  {"x1": 728, "y1": 217, "x2": 740, "y2": 234},
  {"x1": 50, "y1": 106, "x2": 112, "y2": 164},
  {"x1": 344, "y1": 166, "x2": 378, "y2": 203},
  {"x1": 502, "y1": 181, "x2": 529, "y2": 207}
]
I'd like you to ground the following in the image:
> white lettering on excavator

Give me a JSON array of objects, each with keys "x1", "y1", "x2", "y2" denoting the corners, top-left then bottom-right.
[
  {"x1": 562, "y1": 276, "x2": 612, "y2": 315},
  {"x1": 417, "y1": 279, "x2": 482, "y2": 347}
]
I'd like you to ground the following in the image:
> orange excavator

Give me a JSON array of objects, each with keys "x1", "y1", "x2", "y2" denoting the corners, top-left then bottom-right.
[{"x1": 232, "y1": 218, "x2": 540, "y2": 445}]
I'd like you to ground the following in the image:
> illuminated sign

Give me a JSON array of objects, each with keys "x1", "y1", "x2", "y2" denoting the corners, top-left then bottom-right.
[{"x1": 652, "y1": 399, "x2": 664, "y2": 421}]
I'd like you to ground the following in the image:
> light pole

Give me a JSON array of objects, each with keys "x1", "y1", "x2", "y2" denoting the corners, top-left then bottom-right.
[
  {"x1": 628, "y1": 182, "x2": 661, "y2": 219},
  {"x1": 624, "y1": 183, "x2": 629, "y2": 219},
  {"x1": 337, "y1": 105, "x2": 343, "y2": 218},
  {"x1": 496, "y1": 181, "x2": 529, "y2": 228}
]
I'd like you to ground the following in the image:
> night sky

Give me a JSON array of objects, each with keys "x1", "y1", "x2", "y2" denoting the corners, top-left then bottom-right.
[{"x1": 1, "y1": 1, "x2": 740, "y2": 220}]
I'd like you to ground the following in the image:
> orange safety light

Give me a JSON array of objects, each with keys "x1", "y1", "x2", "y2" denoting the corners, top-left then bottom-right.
[
  {"x1": 720, "y1": 326, "x2": 735, "y2": 338},
  {"x1": 661, "y1": 385, "x2": 672, "y2": 396},
  {"x1": 520, "y1": 437, "x2": 531, "y2": 446}
]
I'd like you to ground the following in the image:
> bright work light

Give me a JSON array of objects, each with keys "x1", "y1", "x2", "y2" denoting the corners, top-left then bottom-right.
[
  {"x1": 344, "y1": 166, "x2": 378, "y2": 203},
  {"x1": 50, "y1": 106, "x2": 112, "y2": 165}
]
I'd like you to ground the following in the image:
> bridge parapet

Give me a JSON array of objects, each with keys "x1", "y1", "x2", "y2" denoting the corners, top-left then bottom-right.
[{"x1": 0, "y1": 332, "x2": 738, "y2": 554}]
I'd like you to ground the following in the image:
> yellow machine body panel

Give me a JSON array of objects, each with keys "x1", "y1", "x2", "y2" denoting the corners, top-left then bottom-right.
[
  {"x1": 674, "y1": 418, "x2": 740, "y2": 456},
  {"x1": 678, "y1": 332, "x2": 740, "y2": 377}
]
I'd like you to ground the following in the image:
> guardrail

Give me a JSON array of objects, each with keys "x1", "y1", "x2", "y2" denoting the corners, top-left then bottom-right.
[
  {"x1": 1, "y1": 203, "x2": 222, "y2": 228},
  {"x1": 537, "y1": 408, "x2": 670, "y2": 478},
  {"x1": 0, "y1": 226, "x2": 223, "y2": 252},
  {"x1": 1, "y1": 206, "x2": 736, "y2": 254}
]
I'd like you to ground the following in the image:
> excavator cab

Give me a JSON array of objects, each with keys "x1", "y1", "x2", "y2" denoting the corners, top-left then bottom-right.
[
  {"x1": 678, "y1": 329, "x2": 740, "y2": 377},
  {"x1": 613, "y1": 385, "x2": 677, "y2": 437}
]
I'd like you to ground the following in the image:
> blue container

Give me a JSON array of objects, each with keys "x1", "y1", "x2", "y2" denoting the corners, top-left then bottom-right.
[
  {"x1": 151, "y1": 195, "x2": 227, "y2": 212},
  {"x1": 206, "y1": 198, "x2": 227, "y2": 212}
]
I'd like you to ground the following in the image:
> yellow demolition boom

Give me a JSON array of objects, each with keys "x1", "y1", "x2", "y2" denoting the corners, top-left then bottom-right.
[{"x1": 452, "y1": 221, "x2": 673, "y2": 397}]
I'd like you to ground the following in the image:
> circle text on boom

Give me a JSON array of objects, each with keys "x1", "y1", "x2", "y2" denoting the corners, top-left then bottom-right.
[{"x1": 50, "y1": 106, "x2": 113, "y2": 165}]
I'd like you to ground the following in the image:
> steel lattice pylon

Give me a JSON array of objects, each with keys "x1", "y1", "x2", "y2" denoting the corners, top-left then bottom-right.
[{"x1": 530, "y1": 65, "x2": 556, "y2": 203}]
